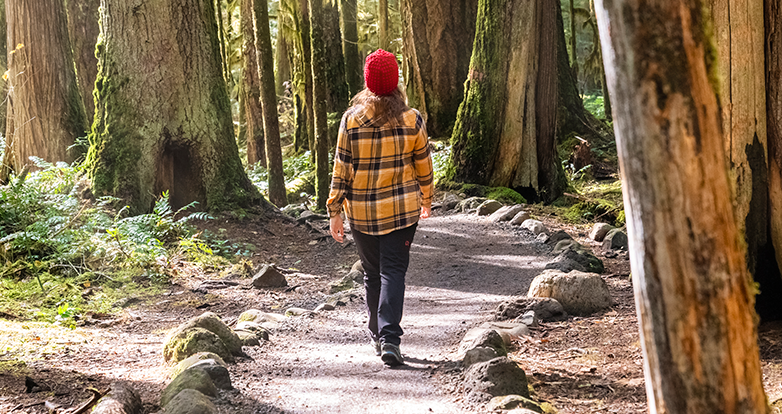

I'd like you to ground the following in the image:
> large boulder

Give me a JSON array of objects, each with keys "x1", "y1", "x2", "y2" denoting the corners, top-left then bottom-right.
[
  {"x1": 251, "y1": 265, "x2": 288, "y2": 288},
  {"x1": 162, "y1": 389, "x2": 217, "y2": 414},
  {"x1": 463, "y1": 357, "x2": 529, "y2": 405},
  {"x1": 489, "y1": 204, "x2": 526, "y2": 222},
  {"x1": 477, "y1": 200, "x2": 503, "y2": 216},
  {"x1": 590, "y1": 223, "x2": 614, "y2": 242},
  {"x1": 163, "y1": 327, "x2": 232, "y2": 364},
  {"x1": 92, "y1": 382, "x2": 142, "y2": 414},
  {"x1": 165, "y1": 313, "x2": 243, "y2": 359},
  {"x1": 527, "y1": 269, "x2": 613, "y2": 316},
  {"x1": 494, "y1": 297, "x2": 567, "y2": 322},
  {"x1": 160, "y1": 367, "x2": 217, "y2": 407}
]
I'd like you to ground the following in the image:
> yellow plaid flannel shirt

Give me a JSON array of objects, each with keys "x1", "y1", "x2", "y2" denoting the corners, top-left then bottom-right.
[{"x1": 326, "y1": 106, "x2": 433, "y2": 236}]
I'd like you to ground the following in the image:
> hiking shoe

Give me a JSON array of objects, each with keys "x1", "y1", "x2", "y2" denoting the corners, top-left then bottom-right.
[
  {"x1": 371, "y1": 338, "x2": 381, "y2": 356},
  {"x1": 380, "y1": 343, "x2": 404, "y2": 366}
]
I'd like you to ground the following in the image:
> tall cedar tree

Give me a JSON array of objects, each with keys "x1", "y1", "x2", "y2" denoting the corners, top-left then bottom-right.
[
  {"x1": 241, "y1": 0, "x2": 265, "y2": 167},
  {"x1": 340, "y1": 0, "x2": 362, "y2": 97},
  {"x1": 400, "y1": 0, "x2": 477, "y2": 139},
  {"x1": 87, "y1": 0, "x2": 264, "y2": 213},
  {"x1": 448, "y1": 0, "x2": 565, "y2": 203},
  {"x1": 64, "y1": 0, "x2": 100, "y2": 121},
  {"x1": 308, "y1": 0, "x2": 330, "y2": 211},
  {"x1": 595, "y1": 0, "x2": 769, "y2": 411},
  {"x1": 5, "y1": 0, "x2": 87, "y2": 177},
  {"x1": 253, "y1": 0, "x2": 287, "y2": 207}
]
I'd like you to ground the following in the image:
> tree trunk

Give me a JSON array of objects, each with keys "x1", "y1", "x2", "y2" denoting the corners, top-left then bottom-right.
[
  {"x1": 216, "y1": 0, "x2": 231, "y2": 85},
  {"x1": 0, "y1": 0, "x2": 7, "y2": 170},
  {"x1": 308, "y1": 0, "x2": 329, "y2": 212},
  {"x1": 64, "y1": 0, "x2": 100, "y2": 122},
  {"x1": 241, "y1": 0, "x2": 265, "y2": 167},
  {"x1": 709, "y1": 0, "x2": 768, "y2": 277},
  {"x1": 399, "y1": 0, "x2": 477, "y2": 139},
  {"x1": 275, "y1": 34, "x2": 292, "y2": 96},
  {"x1": 5, "y1": 0, "x2": 87, "y2": 172},
  {"x1": 253, "y1": 0, "x2": 287, "y2": 207},
  {"x1": 299, "y1": 0, "x2": 315, "y2": 156},
  {"x1": 87, "y1": 0, "x2": 265, "y2": 214},
  {"x1": 340, "y1": 0, "x2": 362, "y2": 97},
  {"x1": 595, "y1": 1, "x2": 769, "y2": 412},
  {"x1": 378, "y1": 0, "x2": 389, "y2": 50},
  {"x1": 568, "y1": 0, "x2": 577, "y2": 84},
  {"x1": 322, "y1": 1, "x2": 348, "y2": 115}
]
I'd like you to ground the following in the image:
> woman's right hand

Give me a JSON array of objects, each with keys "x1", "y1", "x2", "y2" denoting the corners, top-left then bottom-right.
[{"x1": 330, "y1": 214, "x2": 345, "y2": 243}]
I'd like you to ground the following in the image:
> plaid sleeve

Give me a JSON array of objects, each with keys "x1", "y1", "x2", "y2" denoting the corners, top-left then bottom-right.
[
  {"x1": 326, "y1": 113, "x2": 354, "y2": 217},
  {"x1": 412, "y1": 112, "x2": 434, "y2": 207}
]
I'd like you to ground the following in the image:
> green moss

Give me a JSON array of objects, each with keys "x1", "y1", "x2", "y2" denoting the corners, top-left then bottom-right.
[{"x1": 486, "y1": 187, "x2": 526, "y2": 204}]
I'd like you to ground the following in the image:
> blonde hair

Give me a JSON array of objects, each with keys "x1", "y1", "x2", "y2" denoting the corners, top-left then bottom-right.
[{"x1": 350, "y1": 85, "x2": 409, "y2": 124}]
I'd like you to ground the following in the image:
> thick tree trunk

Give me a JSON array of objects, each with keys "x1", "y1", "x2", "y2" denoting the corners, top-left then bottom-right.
[
  {"x1": 448, "y1": 0, "x2": 563, "y2": 202},
  {"x1": 378, "y1": 0, "x2": 389, "y2": 50},
  {"x1": 340, "y1": 0, "x2": 362, "y2": 97},
  {"x1": 322, "y1": 1, "x2": 348, "y2": 114},
  {"x1": 5, "y1": 0, "x2": 87, "y2": 172},
  {"x1": 299, "y1": 0, "x2": 315, "y2": 156},
  {"x1": 253, "y1": 0, "x2": 287, "y2": 207},
  {"x1": 87, "y1": 0, "x2": 265, "y2": 214},
  {"x1": 308, "y1": 0, "x2": 329, "y2": 212},
  {"x1": 595, "y1": 1, "x2": 769, "y2": 412},
  {"x1": 241, "y1": 0, "x2": 265, "y2": 167},
  {"x1": 275, "y1": 34, "x2": 291, "y2": 96},
  {"x1": 400, "y1": 0, "x2": 477, "y2": 139},
  {"x1": 64, "y1": 0, "x2": 100, "y2": 122}
]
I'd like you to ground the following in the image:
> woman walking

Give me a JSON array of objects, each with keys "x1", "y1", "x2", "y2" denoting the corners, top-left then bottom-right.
[{"x1": 327, "y1": 49, "x2": 434, "y2": 366}]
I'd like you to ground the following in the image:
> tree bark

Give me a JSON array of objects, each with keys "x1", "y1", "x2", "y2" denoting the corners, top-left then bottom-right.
[
  {"x1": 595, "y1": 1, "x2": 769, "y2": 412},
  {"x1": 400, "y1": 0, "x2": 477, "y2": 139},
  {"x1": 87, "y1": 0, "x2": 265, "y2": 214},
  {"x1": 308, "y1": 0, "x2": 329, "y2": 212},
  {"x1": 64, "y1": 0, "x2": 100, "y2": 122},
  {"x1": 378, "y1": 0, "x2": 389, "y2": 50},
  {"x1": 322, "y1": 1, "x2": 348, "y2": 114},
  {"x1": 275, "y1": 34, "x2": 291, "y2": 96},
  {"x1": 0, "y1": 0, "x2": 7, "y2": 171},
  {"x1": 241, "y1": 0, "x2": 265, "y2": 167},
  {"x1": 5, "y1": 0, "x2": 87, "y2": 172},
  {"x1": 253, "y1": 0, "x2": 287, "y2": 207},
  {"x1": 568, "y1": 0, "x2": 578, "y2": 84},
  {"x1": 299, "y1": 0, "x2": 315, "y2": 156},
  {"x1": 216, "y1": 0, "x2": 231, "y2": 85},
  {"x1": 340, "y1": 0, "x2": 362, "y2": 97}
]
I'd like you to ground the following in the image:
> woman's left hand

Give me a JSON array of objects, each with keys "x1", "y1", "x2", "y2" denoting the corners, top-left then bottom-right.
[
  {"x1": 330, "y1": 214, "x2": 345, "y2": 242},
  {"x1": 420, "y1": 206, "x2": 431, "y2": 219}
]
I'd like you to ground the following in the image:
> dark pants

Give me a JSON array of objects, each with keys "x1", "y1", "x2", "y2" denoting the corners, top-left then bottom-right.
[{"x1": 352, "y1": 223, "x2": 417, "y2": 346}]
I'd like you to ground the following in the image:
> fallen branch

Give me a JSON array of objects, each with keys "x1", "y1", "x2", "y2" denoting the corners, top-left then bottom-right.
[{"x1": 62, "y1": 387, "x2": 107, "y2": 414}]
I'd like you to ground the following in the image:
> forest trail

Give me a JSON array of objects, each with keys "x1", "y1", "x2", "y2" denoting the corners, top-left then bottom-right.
[{"x1": 227, "y1": 214, "x2": 553, "y2": 414}]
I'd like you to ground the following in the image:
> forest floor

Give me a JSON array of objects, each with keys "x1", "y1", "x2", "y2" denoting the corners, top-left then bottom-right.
[{"x1": 2, "y1": 204, "x2": 782, "y2": 413}]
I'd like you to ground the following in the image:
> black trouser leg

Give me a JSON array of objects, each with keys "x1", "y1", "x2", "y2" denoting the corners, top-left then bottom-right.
[{"x1": 352, "y1": 224, "x2": 417, "y2": 346}]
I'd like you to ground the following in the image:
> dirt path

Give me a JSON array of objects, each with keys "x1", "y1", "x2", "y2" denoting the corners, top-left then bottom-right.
[{"x1": 224, "y1": 214, "x2": 553, "y2": 414}]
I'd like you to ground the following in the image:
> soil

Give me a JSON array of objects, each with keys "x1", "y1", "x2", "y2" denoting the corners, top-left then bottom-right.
[{"x1": 1, "y1": 206, "x2": 782, "y2": 413}]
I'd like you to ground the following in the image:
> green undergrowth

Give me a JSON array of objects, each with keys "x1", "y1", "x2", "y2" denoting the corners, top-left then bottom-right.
[
  {"x1": 248, "y1": 150, "x2": 330, "y2": 205},
  {"x1": 0, "y1": 160, "x2": 247, "y2": 325},
  {"x1": 552, "y1": 179, "x2": 625, "y2": 226}
]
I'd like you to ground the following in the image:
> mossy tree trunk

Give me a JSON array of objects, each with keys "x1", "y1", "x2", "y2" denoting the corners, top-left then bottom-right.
[
  {"x1": 64, "y1": 0, "x2": 100, "y2": 122},
  {"x1": 322, "y1": 1, "x2": 348, "y2": 115},
  {"x1": 309, "y1": 0, "x2": 329, "y2": 211},
  {"x1": 340, "y1": 0, "x2": 362, "y2": 97},
  {"x1": 567, "y1": 0, "x2": 577, "y2": 85},
  {"x1": 87, "y1": 0, "x2": 266, "y2": 214},
  {"x1": 253, "y1": 0, "x2": 287, "y2": 207},
  {"x1": 275, "y1": 34, "x2": 292, "y2": 96},
  {"x1": 767, "y1": 0, "x2": 782, "y2": 320},
  {"x1": 298, "y1": 0, "x2": 315, "y2": 156},
  {"x1": 378, "y1": 0, "x2": 389, "y2": 50},
  {"x1": 595, "y1": 0, "x2": 769, "y2": 412},
  {"x1": 216, "y1": 0, "x2": 231, "y2": 86},
  {"x1": 400, "y1": 0, "x2": 477, "y2": 139},
  {"x1": 448, "y1": 0, "x2": 564, "y2": 202},
  {"x1": 241, "y1": 0, "x2": 265, "y2": 167},
  {"x1": 5, "y1": 0, "x2": 87, "y2": 174},
  {"x1": 0, "y1": 0, "x2": 7, "y2": 165}
]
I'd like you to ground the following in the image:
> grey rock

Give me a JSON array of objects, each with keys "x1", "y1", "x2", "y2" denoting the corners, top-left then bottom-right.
[
  {"x1": 509, "y1": 211, "x2": 531, "y2": 226},
  {"x1": 546, "y1": 240, "x2": 604, "y2": 274},
  {"x1": 494, "y1": 297, "x2": 568, "y2": 322},
  {"x1": 285, "y1": 307, "x2": 313, "y2": 317},
  {"x1": 237, "y1": 309, "x2": 285, "y2": 325},
  {"x1": 235, "y1": 330, "x2": 261, "y2": 347},
  {"x1": 490, "y1": 205, "x2": 526, "y2": 222},
  {"x1": 162, "y1": 389, "x2": 216, "y2": 414},
  {"x1": 161, "y1": 367, "x2": 217, "y2": 407},
  {"x1": 590, "y1": 223, "x2": 614, "y2": 242},
  {"x1": 602, "y1": 228, "x2": 629, "y2": 252},
  {"x1": 521, "y1": 219, "x2": 547, "y2": 235},
  {"x1": 462, "y1": 347, "x2": 498, "y2": 368},
  {"x1": 235, "y1": 321, "x2": 269, "y2": 340},
  {"x1": 163, "y1": 327, "x2": 232, "y2": 364},
  {"x1": 519, "y1": 311, "x2": 538, "y2": 327},
  {"x1": 251, "y1": 265, "x2": 288, "y2": 288},
  {"x1": 314, "y1": 303, "x2": 336, "y2": 312},
  {"x1": 172, "y1": 352, "x2": 228, "y2": 378},
  {"x1": 327, "y1": 274, "x2": 358, "y2": 294},
  {"x1": 489, "y1": 395, "x2": 543, "y2": 413},
  {"x1": 92, "y1": 382, "x2": 142, "y2": 414},
  {"x1": 166, "y1": 312, "x2": 243, "y2": 358},
  {"x1": 535, "y1": 233, "x2": 549, "y2": 243},
  {"x1": 186, "y1": 360, "x2": 232, "y2": 390},
  {"x1": 528, "y1": 269, "x2": 613, "y2": 316},
  {"x1": 477, "y1": 200, "x2": 503, "y2": 216},
  {"x1": 441, "y1": 193, "x2": 462, "y2": 211},
  {"x1": 457, "y1": 197, "x2": 487, "y2": 212},
  {"x1": 545, "y1": 230, "x2": 573, "y2": 247},
  {"x1": 350, "y1": 260, "x2": 364, "y2": 273},
  {"x1": 463, "y1": 357, "x2": 529, "y2": 405}
]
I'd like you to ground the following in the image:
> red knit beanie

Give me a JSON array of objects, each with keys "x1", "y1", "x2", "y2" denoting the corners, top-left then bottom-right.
[{"x1": 364, "y1": 49, "x2": 399, "y2": 96}]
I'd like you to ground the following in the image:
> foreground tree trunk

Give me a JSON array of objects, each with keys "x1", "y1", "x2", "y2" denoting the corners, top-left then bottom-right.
[
  {"x1": 253, "y1": 0, "x2": 287, "y2": 207},
  {"x1": 65, "y1": 0, "x2": 100, "y2": 122},
  {"x1": 309, "y1": 0, "x2": 329, "y2": 211},
  {"x1": 241, "y1": 0, "x2": 265, "y2": 167},
  {"x1": 400, "y1": 0, "x2": 477, "y2": 138},
  {"x1": 765, "y1": 0, "x2": 782, "y2": 319},
  {"x1": 5, "y1": 0, "x2": 87, "y2": 173},
  {"x1": 595, "y1": 0, "x2": 769, "y2": 412},
  {"x1": 448, "y1": 0, "x2": 564, "y2": 202},
  {"x1": 87, "y1": 0, "x2": 265, "y2": 214},
  {"x1": 340, "y1": 0, "x2": 362, "y2": 97}
]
